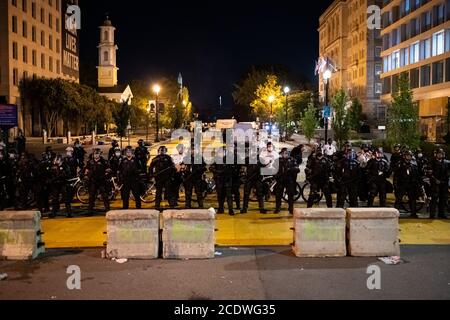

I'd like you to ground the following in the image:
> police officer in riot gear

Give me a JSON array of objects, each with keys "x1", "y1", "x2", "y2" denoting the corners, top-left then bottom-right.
[
  {"x1": 334, "y1": 149, "x2": 360, "y2": 208},
  {"x1": 183, "y1": 145, "x2": 207, "y2": 209},
  {"x1": 119, "y1": 147, "x2": 142, "y2": 209},
  {"x1": 148, "y1": 146, "x2": 176, "y2": 210},
  {"x1": 109, "y1": 147, "x2": 123, "y2": 177},
  {"x1": 108, "y1": 140, "x2": 119, "y2": 160},
  {"x1": 242, "y1": 146, "x2": 267, "y2": 214},
  {"x1": 210, "y1": 147, "x2": 234, "y2": 215},
  {"x1": 35, "y1": 152, "x2": 52, "y2": 213},
  {"x1": 85, "y1": 148, "x2": 111, "y2": 214},
  {"x1": 49, "y1": 155, "x2": 71, "y2": 218},
  {"x1": 63, "y1": 147, "x2": 80, "y2": 217},
  {"x1": 428, "y1": 148, "x2": 449, "y2": 219},
  {"x1": 0, "y1": 150, "x2": 14, "y2": 210},
  {"x1": 306, "y1": 150, "x2": 333, "y2": 208},
  {"x1": 414, "y1": 148, "x2": 428, "y2": 175},
  {"x1": 15, "y1": 152, "x2": 35, "y2": 210},
  {"x1": 274, "y1": 148, "x2": 300, "y2": 214},
  {"x1": 367, "y1": 148, "x2": 391, "y2": 207},
  {"x1": 73, "y1": 139, "x2": 86, "y2": 168},
  {"x1": 135, "y1": 139, "x2": 150, "y2": 172},
  {"x1": 395, "y1": 150, "x2": 421, "y2": 218}
]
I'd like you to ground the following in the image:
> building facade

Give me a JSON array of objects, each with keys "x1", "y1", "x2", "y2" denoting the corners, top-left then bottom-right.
[
  {"x1": 318, "y1": 0, "x2": 385, "y2": 128},
  {"x1": 381, "y1": 0, "x2": 450, "y2": 142},
  {"x1": 0, "y1": 0, "x2": 79, "y2": 137}
]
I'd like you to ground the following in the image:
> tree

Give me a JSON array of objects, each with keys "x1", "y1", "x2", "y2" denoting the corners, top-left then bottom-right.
[
  {"x1": 347, "y1": 98, "x2": 363, "y2": 132},
  {"x1": 250, "y1": 75, "x2": 283, "y2": 121},
  {"x1": 331, "y1": 89, "x2": 351, "y2": 148},
  {"x1": 301, "y1": 98, "x2": 319, "y2": 143},
  {"x1": 387, "y1": 72, "x2": 420, "y2": 148}
]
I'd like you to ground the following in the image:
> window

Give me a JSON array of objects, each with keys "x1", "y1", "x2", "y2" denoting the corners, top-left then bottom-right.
[
  {"x1": 103, "y1": 51, "x2": 109, "y2": 62},
  {"x1": 446, "y1": 58, "x2": 450, "y2": 82},
  {"x1": 23, "y1": 46, "x2": 28, "y2": 63},
  {"x1": 104, "y1": 31, "x2": 109, "y2": 41},
  {"x1": 56, "y1": 18, "x2": 60, "y2": 32},
  {"x1": 56, "y1": 38, "x2": 60, "y2": 53},
  {"x1": 392, "y1": 50, "x2": 400, "y2": 69},
  {"x1": 32, "y1": 50, "x2": 37, "y2": 66},
  {"x1": 41, "y1": 30, "x2": 45, "y2": 46},
  {"x1": 410, "y1": 41, "x2": 420, "y2": 63},
  {"x1": 410, "y1": 68, "x2": 420, "y2": 88},
  {"x1": 49, "y1": 57, "x2": 53, "y2": 72},
  {"x1": 378, "y1": 106, "x2": 386, "y2": 121},
  {"x1": 40, "y1": 8, "x2": 45, "y2": 23},
  {"x1": 375, "y1": 64, "x2": 382, "y2": 75},
  {"x1": 22, "y1": 0, "x2": 27, "y2": 12},
  {"x1": 12, "y1": 16, "x2": 17, "y2": 33},
  {"x1": 41, "y1": 53, "x2": 45, "y2": 69},
  {"x1": 22, "y1": 20, "x2": 27, "y2": 38},
  {"x1": 49, "y1": 35, "x2": 53, "y2": 50},
  {"x1": 32, "y1": 26, "x2": 36, "y2": 42},
  {"x1": 12, "y1": 42, "x2": 18, "y2": 60},
  {"x1": 375, "y1": 83, "x2": 382, "y2": 94},
  {"x1": 48, "y1": 13, "x2": 52, "y2": 29},
  {"x1": 421, "y1": 11, "x2": 431, "y2": 33},
  {"x1": 401, "y1": 47, "x2": 409, "y2": 66},
  {"x1": 421, "y1": 38, "x2": 431, "y2": 59},
  {"x1": 421, "y1": 64, "x2": 431, "y2": 87},
  {"x1": 435, "y1": 4, "x2": 445, "y2": 26},
  {"x1": 12, "y1": 0, "x2": 17, "y2": 7},
  {"x1": 383, "y1": 77, "x2": 392, "y2": 94},
  {"x1": 56, "y1": 60, "x2": 60, "y2": 74},
  {"x1": 13, "y1": 68, "x2": 19, "y2": 86},
  {"x1": 375, "y1": 46, "x2": 382, "y2": 57},
  {"x1": 433, "y1": 61, "x2": 444, "y2": 84},
  {"x1": 31, "y1": 2, "x2": 36, "y2": 18},
  {"x1": 433, "y1": 31, "x2": 445, "y2": 56},
  {"x1": 56, "y1": 0, "x2": 59, "y2": 11},
  {"x1": 23, "y1": 71, "x2": 28, "y2": 80}
]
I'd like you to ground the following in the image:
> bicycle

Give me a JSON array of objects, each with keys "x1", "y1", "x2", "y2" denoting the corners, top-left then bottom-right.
[
  {"x1": 399, "y1": 185, "x2": 427, "y2": 213},
  {"x1": 250, "y1": 176, "x2": 302, "y2": 203},
  {"x1": 74, "y1": 175, "x2": 123, "y2": 204}
]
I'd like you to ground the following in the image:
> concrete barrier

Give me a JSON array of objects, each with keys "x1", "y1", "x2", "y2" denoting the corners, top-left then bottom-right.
[
  {"x1": 347, "y1": 208, "x2": 400, "y2": 257},
  {"x1": 106, "y1": 210, "x2": 160, "y2": 259},
  {"x1": 292, "y1": 208, "x2": 347, "y2": 257},
  {"x1": 0, "y1": 211, "x2": 45, "y2": 260},
  {"x1": 162, "y1": 208, "x2": 216, "y2": 260}
]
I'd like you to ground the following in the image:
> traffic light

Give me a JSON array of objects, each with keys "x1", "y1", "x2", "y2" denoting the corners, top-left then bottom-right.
[{"x1": 158, "y1": 103, "x2": 165, "y2": 114}]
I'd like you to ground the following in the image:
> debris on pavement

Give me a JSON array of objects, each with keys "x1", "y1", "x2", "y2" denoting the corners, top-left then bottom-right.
[
  {"x1": 378, "y1": 256, "x2": 404, "y2": 265},
  {"x1": 111, "y1": 258, "x2": 128, "y2": 264},
  {"x1": 0, "y1": 273, "x2": 8, "y2": 281},
  {"x1": 215, "y1": 251, "x2": 223, "y2": 256}
]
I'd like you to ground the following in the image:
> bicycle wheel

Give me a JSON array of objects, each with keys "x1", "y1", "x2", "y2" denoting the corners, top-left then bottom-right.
[
  {"x1": 283, "y1": 183, "x2": 302, "y2": 202},
  {"x1": 140, "y1": 181, "x2": 157, "y2": 203},
  {"x1": 76, "y1": 183, "x2": 90, "y2": 204},
  {"x1": 301, "y1": 183, "x2": 323, "y2": 204},
  {"x1": 399, "y1": 195, "x2": 425, "y2": 213}
]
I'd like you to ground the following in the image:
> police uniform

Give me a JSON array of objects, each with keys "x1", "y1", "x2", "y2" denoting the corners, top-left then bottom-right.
[
  {"x1": 148, "y1": 151, "x2": 176, "y2": 210},
  {"x1": 334, "y1": 151, "x2": 360, "y2": 208},
  {"x1": 86, "y1": 155, "x2": 111, "y2": 213},
  {"x1": 119, "y1": 155, "x2": 142, "y2": 209},
  {"x1": 275, "y1": 152, "x2": 300, "y2": 214},
  {"x1": 366, "y1": 156, "x2": 391, "y2": 207},
  {"x1": 306, "y1": 154, "x2": 333, "y2": 208}
]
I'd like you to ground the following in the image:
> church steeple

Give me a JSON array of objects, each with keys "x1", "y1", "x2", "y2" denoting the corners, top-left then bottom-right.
[{"x1": 97, "y1": 14, "x2": 119, "y2": 88}]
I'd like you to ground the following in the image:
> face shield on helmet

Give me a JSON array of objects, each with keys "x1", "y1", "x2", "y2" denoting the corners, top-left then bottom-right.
[
  {"x1": 158, "y1": 146, "x2": 168, "y2": 155},
  {"x1": 125, "y1": 148, "x2": 133, "y2": 158}
]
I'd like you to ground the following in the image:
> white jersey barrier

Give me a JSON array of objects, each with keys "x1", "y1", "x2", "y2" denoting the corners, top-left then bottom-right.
[
  {"x1": 106, "y1": 210, "x2": 160, "y2": 259},
  {"x1": 162, "y1": 208, "x2": 216, "y2": 260},
  {"x1": 0, "y1": 211, "x2": 45, "y2": 260}
]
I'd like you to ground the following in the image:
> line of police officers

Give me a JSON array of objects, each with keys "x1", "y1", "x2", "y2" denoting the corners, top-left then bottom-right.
[{"x1": 1, "y1": 138, "x2": 449, "y2": 219}]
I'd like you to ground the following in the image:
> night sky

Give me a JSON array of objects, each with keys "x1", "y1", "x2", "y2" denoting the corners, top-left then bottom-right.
[{"x1": 79, "y1": 0, "x2": 333, "y2": 115}]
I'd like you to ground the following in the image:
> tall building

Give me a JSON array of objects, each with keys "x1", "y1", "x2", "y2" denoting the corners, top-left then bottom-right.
[
  {"x1": 96, "y1": 16, "x2": 132, "y2": 104},
  {"x1": 0, "y1": 0, "x2": 80, "y2": 137},
  {"x1": 380, "y1": 0, "x2": 450, "y2": 142},
  {"x1": 318, "y1": 0, "x2": 384, "y2": 128}
]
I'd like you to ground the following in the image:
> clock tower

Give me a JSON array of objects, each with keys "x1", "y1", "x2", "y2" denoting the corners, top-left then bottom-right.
[{"x1": 97, "y1": 16, "x2": 119, "y2": 88}]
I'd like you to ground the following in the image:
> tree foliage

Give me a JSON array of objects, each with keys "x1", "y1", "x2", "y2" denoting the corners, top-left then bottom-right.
[
  {"x1": 347, "y1": 97, "x2": 363, "y2": 132},
  {"x1": 250, "y1": 75, "x2": 283, "y2": 121},
  {"x1": 387, "y1": 73, "x2": 420, "y2": 148},
  {"x1": 19, "y1": 77, "x2": 114, "y2": 137},
  {"x1": 331, "y1": 89, "x2": 351, "y2": 148},
  {"x1": 301, "y1": 97, "x2": 319, "y2": 142}
]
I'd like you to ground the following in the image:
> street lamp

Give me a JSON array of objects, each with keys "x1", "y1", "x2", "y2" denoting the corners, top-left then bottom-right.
[
  {"x1": 323, "y1": 69, "x2": 332, "y2": 143},
  {"x1": 146, "y1": 103, "x2": 151, "y2": 142},
  {"x1": 153, "y1": 84, "x2": 161, "y2": 142},
  {"x1": 268, "y1": 95, "x2": 275, "y2": 137},
  {"x1": 284, "y1": 86, "x2": 290, "y2": 141}
]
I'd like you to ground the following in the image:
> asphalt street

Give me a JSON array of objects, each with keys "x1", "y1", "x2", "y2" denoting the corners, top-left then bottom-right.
[{"x1": 1, "y1": 246, "x2": 449, "y2": 300}]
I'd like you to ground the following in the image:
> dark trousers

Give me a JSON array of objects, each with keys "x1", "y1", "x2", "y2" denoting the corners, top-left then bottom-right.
[
  {"x1": 88, "y1": 183, "x2": 110, "y2": 212},
  {"x1": 17, "y1": 180, "x2": 33, "y2": 210},
  {"x1": 35, "y1": 184, "x2": 50, "y2": 213},
  {"x1": 50, "y1": 182, "x2": 71, "y2": 215},
  {"x1": 368, "y1": 180, "x2": 387, "y2": 207},
  {"x1": 184, "y1": 179, "x2": 205, "y2": 209},
  {"x1": 275, "y1": 179, "x2": 296, "y2": 213},
  {"x1": 243, "y1": 178, "x2": 265, "y2": 211},
  {"x1": 396, "y1": 184, "x2": 417, "y2": 215},
  {"x1": 430, "y1": 184, "x2": 448, "y2": 218},
  {"x1": 155, "y1": 179, "x2": 175, "y2": 209},
  {"x1": 171, "y1": 173, "x2": 183, "y2": 204},
  {"x1": 216, "y1": 179, "x2": 233, "y2": 213},
  {"x1": 232, "y1": 179, "x2": 241, "y2": 209},
  {"x1": 121, "y1": 182, "x2": 141, "y2": 209},
  {"x1": 307, "y1": 181, "x2": 332, "y2": 208},
  {"x1": 336, "y1": 182, "x2": 358, "y2": 208}
]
